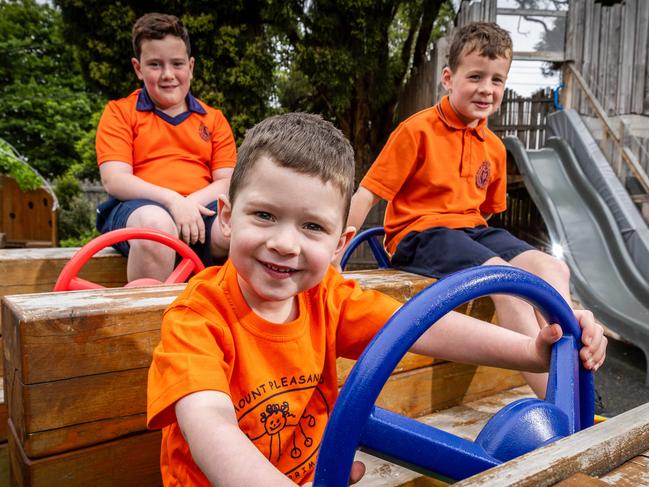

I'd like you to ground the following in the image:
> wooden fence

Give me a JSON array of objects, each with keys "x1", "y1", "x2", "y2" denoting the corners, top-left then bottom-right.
[{"x1": 489, "y1": 88, "x2": 555, "y2": 150}]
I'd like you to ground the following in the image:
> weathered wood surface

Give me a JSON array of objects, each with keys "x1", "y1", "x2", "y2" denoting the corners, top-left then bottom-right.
[
  {"x1": 0, "y1": 175, "x2": 57, "y2": 249},
  {"x1": 8, "y1": 420, "x2": 162, "y2": 487},
  {"x1": 0, "y1": 247, "x2": 126, "y2": 299},
  {"x1": 455, "y1": 402, "x2": 649, "y2": 486},
  {"x1": 2, "y1": 269, "x2": 502, "y2": 458},
  {"x1": 599, "y1": 450, "x2": 649, "y2": 485},
  {"x1": 1, "y1": 442, "x2": 8, "y2": 487},
  {"x1": 8, "y1": 384, "x2": 535, "y2": 487}
]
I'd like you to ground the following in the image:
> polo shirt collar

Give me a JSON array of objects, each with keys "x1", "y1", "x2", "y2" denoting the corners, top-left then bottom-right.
[
  {"x1": 135, "y1": 87, "x2": 207, "y2": 115},
  {"x1": 436, "y1": 95, "x2": 487, "y2": 140}
]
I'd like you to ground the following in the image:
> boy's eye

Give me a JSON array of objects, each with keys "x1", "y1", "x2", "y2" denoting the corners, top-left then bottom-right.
[
  {"x1": 304, "y1": 222, "x2": 324, "y2": 232},
  {"x1": 255, "y1": 211, "x2": 274, "y2": 221}
]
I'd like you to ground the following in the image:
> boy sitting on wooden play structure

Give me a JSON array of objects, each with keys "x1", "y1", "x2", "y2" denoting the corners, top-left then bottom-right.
[
  {"x1": 146, "y1": 112, "x2": 606, "y2": 486},
  {"x1": 345, "y1": 22, "x2": 581, "y2": 398},
  {"x1": 95, "y1": 13, "x2": 236, "y2": 282}
]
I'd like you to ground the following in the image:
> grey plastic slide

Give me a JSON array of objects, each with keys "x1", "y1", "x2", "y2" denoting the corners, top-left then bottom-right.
[
  {"x1": 506, "y1": 136, "x2": 649, "y2": 383},
  {"x1": 547, "y1": 109, "x2": 649, "y2": 283}
]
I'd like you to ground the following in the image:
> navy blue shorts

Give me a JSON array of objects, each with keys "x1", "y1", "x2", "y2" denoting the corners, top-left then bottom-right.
[
  {"x1": 391, "y1": 226, "x2": 535, "y2": 278},
  {"x1": 95, "y1": 197, "x2": 219, "y2": 266}
]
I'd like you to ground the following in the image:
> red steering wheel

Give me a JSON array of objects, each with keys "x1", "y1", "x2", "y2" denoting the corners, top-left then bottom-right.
[{"x1": 54, "y1": 227, "x2": 205, "y2": 291}]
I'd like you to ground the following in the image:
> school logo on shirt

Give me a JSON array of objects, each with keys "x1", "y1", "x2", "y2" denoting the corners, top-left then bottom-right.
[
  {"x1": 235, "y1": 373, "x2": 330, "y2": 483},
  {"x1": 476, "y1": 160, "x2": 491, "y2": 189},
  {"x1": 198, "y1": 121, "x2": 210, "y2": 141}
]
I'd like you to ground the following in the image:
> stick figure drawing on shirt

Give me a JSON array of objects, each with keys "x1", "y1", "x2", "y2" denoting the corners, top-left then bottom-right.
[{"x1": 249, "y1": 401, "x2": 316, "y2": 462}]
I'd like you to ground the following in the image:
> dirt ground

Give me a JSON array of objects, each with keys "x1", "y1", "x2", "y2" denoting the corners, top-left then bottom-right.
[{"x1": 594, "y1": 337, "x2": 649, "y2": 417}]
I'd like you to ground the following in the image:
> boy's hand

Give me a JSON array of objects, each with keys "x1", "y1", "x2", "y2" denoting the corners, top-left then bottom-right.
[
  {"x1": 302, "y1": 460, "x2": 366, "y2": 486},
  {"x1": 574, "y1": 309, "x2": 607, "y2": 371},
  {"x1": 168, "y1": 197, "x2": 216, "y2": 245},
  {"x1": 532, "y1": 310, "x2": 607, "y2": 373}
]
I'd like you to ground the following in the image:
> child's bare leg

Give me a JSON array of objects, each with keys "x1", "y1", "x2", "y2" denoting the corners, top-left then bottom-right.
[
  {"x1": 509, "y1": 250, "x2": 572, "y2": 305},
  {"x1": 125, "y1": 206, "x2": 178, "y2": 282},
  {"x1": 482, "y1": 256, "x2": 548, "y2": 397}
]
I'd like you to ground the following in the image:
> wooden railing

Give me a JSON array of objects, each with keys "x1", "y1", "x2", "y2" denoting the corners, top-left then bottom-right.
[{"x1": 564, "y1": 63, "x2": 649, "y2": 203}]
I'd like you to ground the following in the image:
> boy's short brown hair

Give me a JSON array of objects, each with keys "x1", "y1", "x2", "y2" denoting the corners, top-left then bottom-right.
[
  {"x1": 447, "y1": 22, "x2": 512, "y2": 71},
  {"x1": 132, "y1": 13, "x2": 191, "y2": 60},
  {"x1": 230, "y1": 113, "x2": 355, "y2": 223}
]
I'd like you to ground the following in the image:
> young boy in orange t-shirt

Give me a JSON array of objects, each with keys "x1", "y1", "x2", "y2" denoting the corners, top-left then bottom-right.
[
  {"x1": 95, "y1": 13, "x2": 237, "y2": 282},
  {"x1": 347, "y1": 22, "x2": 579, "y2": 397},
  {"x1": 146, "y1": 112, "x2": 606, "y2": 486}
]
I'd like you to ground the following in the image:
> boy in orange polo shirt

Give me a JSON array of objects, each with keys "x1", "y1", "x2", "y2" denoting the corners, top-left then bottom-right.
[
  {"x1": 95, "y1": 13, "x2": 237, "y2": 282},
  {"x1": 347, "y1": 22, "x2": 577, "y2": 397},
  {"x1": 146, "y1": 112, "x2": 606, "y2": 486}
]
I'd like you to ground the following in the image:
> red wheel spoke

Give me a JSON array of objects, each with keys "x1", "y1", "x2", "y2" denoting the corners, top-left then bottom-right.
[
  {"x1": 69, "y1": 277, "x2": 105, "y2": 291},
  {"x1": 165, "y1": 258, "x2": 196, "y2": 284}
]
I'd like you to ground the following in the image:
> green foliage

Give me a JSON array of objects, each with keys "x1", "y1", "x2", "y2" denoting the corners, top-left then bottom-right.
[
  {"x1": 0, "y1": 137, "x2": 43, "y2": 191},
  {"x1": 53, "y1": 171, "x2": 97, "y2": 243},
  {"x1": 276, "y1": 0, "x2": 451, "y2": 175},
  {"x1": 0, "y1": 0, "x2": 105, "y2": 179}
]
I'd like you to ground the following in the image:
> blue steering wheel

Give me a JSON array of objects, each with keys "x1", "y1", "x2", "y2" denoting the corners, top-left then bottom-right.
[
  {"x1": 313, "y1": 266, "x2": 594, "y2": 485},
  {"x1": 341, "y1": 227, "x2": 390, "y2": 270}
]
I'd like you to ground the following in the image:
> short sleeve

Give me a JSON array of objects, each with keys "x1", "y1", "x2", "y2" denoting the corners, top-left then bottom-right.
[
  {"x1": 96, "y1": 101, "x2": 134, "y2": 166},
  {"x1": 361, "y1": 123, "x2": 418, "y2": 201},
  {"x1": 147, "y1": 303, "x2": 234, "y2": 430},
  {"x1": 330, "y1": 276, "x2": 401, "y2": 360},
  {"x1": 209, "y1": 111, "x2": 237, "y2": 172}
]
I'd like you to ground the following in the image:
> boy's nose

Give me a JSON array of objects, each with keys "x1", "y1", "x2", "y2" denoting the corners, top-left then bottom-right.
[
  {"x1": 161, "y1": 65, "x2": 175, "y2": 79},
  {"x1": 267, "y1": 226, "x2": 300, "y2": 255}
]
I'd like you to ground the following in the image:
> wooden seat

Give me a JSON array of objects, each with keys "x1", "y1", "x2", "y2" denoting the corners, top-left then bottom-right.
[{"x1": 0, "y1": 268, "x2": 522, "y2": 486}]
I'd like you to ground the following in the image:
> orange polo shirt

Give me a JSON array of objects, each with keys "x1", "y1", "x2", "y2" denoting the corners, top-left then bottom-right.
[
  {"x1": 361, "y1": 95, "x2": 507, "y2": 255},
  {"x1": 147, "y1": 261, "x2": 400, "y2": 486},
  {"x1": 96, "y1": 89, "x2": 237, "y2": 196}
]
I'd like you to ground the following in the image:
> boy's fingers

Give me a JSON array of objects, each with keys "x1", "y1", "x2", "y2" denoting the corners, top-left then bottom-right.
[
  {"x1": 540, "y1": 323, "x2": 562, "y2": 344},
  {"x1": 199, "y1": 205, "x2": 216, "y2": 216},
  {"x1": 349, "y1": 460, "x2": 366, "y2": 485}
]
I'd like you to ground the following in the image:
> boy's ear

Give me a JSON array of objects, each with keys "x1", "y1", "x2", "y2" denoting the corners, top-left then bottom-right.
[
  {"x1": 331, "y1": 225, "x2": 357, "y2": 263},
  {"x1": 441, "y1": 66, "x2": 453, "y2": 92},
  {"x1": 189, "y1": 56, "x2": 195, "y2": 79},
  {"x1": 217, "y1": 195, "x2": 233, "y2": 238},
  {"x1": 131, "y1": 58, "x2": 144, "y2": 81}
]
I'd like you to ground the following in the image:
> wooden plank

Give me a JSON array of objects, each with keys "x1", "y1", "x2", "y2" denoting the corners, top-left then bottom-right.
[
  {"x1": 599, "y1": 454, "x2": 649, "y2": 485},
  {"x1": 8, "y1": 420, "x2": 162, "y2": 487},
  {"x1": 618, "y1": 0, "x2": 636, "y2": 114},
  {"x1": 0, "y1": 247, "x2": 126, "y2": 296},
  {"x1": 14, "y1": 361, "x2": 524, "y2": 458},
  {"x1": 606, "y1": 4, "x2": 622, "y2": 115},
  {"x1": 597, "y1": 6, "x2": 609, "y2": 108},
  {"x1": 554, "y1": 473, "x2": 609, "y2": 486},
  {"x1": 0, "y1": 442, "x2": 8, "y2": 487},
  {"x1": 0, "y1": 373, "x2": 6, "y2": 443},
  {"x1": 633, "y1": 1, "x2": 649, "y2": 114},
  {"x1": 11, "y1": 384, "x2": 535, "y2": 487},
  {"x1": 455, "y1": 402, "x2": 649, "y2": 486}
]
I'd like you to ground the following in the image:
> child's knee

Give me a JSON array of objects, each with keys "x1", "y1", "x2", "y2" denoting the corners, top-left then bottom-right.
[
  {"x1": 531, "y1": 252, "x2": 570, "y2": 283},
  {"x1": 129, "y1": 206, "x2": 177, "y2": 235}
]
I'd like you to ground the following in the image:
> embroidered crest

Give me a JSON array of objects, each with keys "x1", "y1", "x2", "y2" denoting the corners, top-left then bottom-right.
[
  {"x1": 198, "y1": 122, "x2": 210, "y2": 141},
  {"x1": 475, "y1": 160, "x2": 491, "y2": 189}
]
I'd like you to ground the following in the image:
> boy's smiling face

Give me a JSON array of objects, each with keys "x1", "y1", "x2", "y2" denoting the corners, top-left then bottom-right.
[
  {"x1": 131, "y1": 35, "x2": 194, "y2": 117},
  {"x1": 441, "y1": 50, "x2": 510, "y2": 127},
  {"x1": 219, "y1": 157, "x2": 354, "y2": 322}
]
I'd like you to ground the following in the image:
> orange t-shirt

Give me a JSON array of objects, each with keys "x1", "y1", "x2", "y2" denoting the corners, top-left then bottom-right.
[
  {"x1": 147, "y1": 261, "x2": 400, "y2": 486},
  {"x1": 361, "y1": 95, "x2": 507, "y2": 255},
  {"x1": 96, "y1": 89, "x2": 237, "y2": 196}
]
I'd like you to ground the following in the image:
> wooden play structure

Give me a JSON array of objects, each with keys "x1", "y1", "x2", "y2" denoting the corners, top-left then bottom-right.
[
  {"x1": 0, "y1": 175, "x2": 58, "y2": 249},
  {"x1": 1, "y1": 0, "x2": 648, "y2": 485}
]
